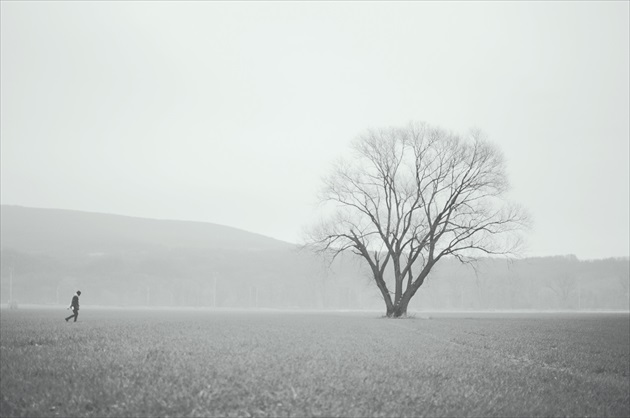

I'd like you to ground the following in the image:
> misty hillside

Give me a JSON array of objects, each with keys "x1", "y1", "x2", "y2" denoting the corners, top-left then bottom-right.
[
  {"x1": 1, "y1": 205, "x2": 293, "y2": 254},
  {"x1": 0, "y1": 205, "x2": 338, "y2": 308},
  {"x1": 1, "y1": 206, "x2": 628, "y2": 311}
]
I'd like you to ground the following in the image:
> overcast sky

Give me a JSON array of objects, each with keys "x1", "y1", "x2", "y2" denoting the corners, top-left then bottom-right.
[{"x1": 1, "y1": 1, "x2": 628, "y2": 260}]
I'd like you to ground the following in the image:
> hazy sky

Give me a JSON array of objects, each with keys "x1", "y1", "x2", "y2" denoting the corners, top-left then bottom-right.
[{"x1": 1, "y1": 1, "x2": 628, "y2": 260}]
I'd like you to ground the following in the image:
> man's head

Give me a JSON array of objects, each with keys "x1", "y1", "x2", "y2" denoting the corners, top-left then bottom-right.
[{"x1": 77, "y1": 291, "x2": 81, "y2": 296}]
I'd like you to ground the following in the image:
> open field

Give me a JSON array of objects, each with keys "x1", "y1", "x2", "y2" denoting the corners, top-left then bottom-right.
[{"x1": 1, "y1": 308, "x2": 629, "y2": 417}]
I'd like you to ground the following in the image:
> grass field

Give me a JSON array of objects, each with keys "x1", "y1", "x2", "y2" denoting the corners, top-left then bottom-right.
[{"x1": 1, "y1": 308, "x2": 628, "y2": 417}]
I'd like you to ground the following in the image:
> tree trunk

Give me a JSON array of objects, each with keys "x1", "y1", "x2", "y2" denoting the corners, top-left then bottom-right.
[
  {"x1": 385, "y1": 282, "x2": 420, "y2": 318},
  {"x1": 386, "y1": 297, "x2": 411, "y2": 318},
  {"x1": 373, "y1": 271, "x2": 394, "y2": 314}
]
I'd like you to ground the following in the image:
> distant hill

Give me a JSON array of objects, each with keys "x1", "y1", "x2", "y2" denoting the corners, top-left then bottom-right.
[
  {"x1": 1, "y1": 205, "x2": 293, "y2": 255},
  {"x1": 0, "y1": 205, "x2": 329, "y2": 308},
  {"x1": 1, "y1": 205, "x2": 627, "y2": 311}
]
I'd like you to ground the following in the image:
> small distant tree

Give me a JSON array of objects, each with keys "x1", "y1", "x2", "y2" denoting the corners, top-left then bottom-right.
[
  {"x1": 308, "y1": 122, "x2": 528, "y2": 317},
  {"x1": 545, "y1": 255, "x2": 579, "y2": 309},
  {"x1": 611, "y1": 258, "x2": 629, "y2": 309},
  {"x1": 547, "y1": 272, "x2": 577, "y2": 309}
]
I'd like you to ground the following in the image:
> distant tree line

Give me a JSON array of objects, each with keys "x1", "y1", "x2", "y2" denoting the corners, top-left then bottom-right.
[{"x1": 1, "y1": 248, "x2": 628, "y2": 311}]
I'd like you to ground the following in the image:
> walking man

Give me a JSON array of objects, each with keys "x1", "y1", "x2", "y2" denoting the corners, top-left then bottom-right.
[{"x1": 65, "y1": 290, "x2": 81, "y2": 322}]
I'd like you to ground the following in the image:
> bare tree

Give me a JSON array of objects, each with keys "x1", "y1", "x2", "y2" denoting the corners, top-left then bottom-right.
[
  {"x1": 546, "y1": 272, "x2": 577, "y2": 309},
  {"x1": 308, "y1": 122, "x2": 528, "y2": 317},
  {"x1": 611, "y1": 258, "x2": 629, "y2": 309},
  {"x1": 544, "y1": 255, "x2": 579, "y2": 309}
]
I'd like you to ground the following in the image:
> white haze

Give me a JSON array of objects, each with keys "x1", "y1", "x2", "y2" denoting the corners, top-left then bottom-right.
[{"x1": 1, "y1": 1, "x2": 628, "y2": 260}]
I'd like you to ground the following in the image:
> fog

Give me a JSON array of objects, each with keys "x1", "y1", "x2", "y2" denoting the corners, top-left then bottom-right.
[
  {"x1": 2, "y1": 248, "x2": 628, "y2": 312},
  {"x1": 2, "y1": 206, "x2": 628, "y2": 312},
  {"x1": 1, "y1": 3, "x2": 629, "y2": 311},
  {"x1": 1, "y1": 1, "x2": 629, "y2": 260}
]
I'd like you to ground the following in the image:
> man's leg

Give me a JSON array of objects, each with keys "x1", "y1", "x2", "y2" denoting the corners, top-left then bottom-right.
[{"x1": 65, "y1": 309, "x2": 77, "y2": 322}]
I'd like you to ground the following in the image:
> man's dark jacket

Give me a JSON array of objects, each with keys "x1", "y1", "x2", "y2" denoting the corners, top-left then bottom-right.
[{"x1": 70, "y1": 294, "x2": 79, "y2": 311}]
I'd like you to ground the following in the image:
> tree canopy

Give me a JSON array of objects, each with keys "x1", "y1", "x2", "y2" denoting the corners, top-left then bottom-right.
[{"x1": 310, "y1": 122, "x2": 529, "y2": 317}]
